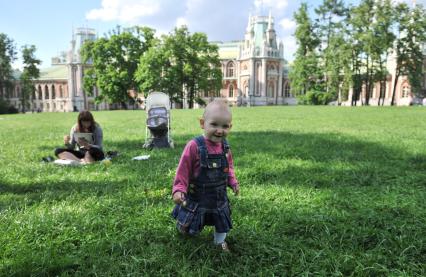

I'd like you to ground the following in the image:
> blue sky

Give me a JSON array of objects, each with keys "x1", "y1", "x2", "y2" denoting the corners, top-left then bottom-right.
[{"x1": 1, "y1": 0, "x2": 420, "y2": 69}]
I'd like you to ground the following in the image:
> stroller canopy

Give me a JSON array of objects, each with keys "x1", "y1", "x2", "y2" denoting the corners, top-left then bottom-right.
[{"x1": 146, "y1": 91, "x2": 170, "y2": 111}]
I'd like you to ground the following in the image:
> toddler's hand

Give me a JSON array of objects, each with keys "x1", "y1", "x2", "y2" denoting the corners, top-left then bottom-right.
[
  {"x1": 232, "y1": 184, "x2": 240, "y2": 196},
  {"x1": 173, "y1": 191, "x2": 186, "y2": 205},
  {"x1": 64, "y1": 135, "x2": 70, "y2": 145}
]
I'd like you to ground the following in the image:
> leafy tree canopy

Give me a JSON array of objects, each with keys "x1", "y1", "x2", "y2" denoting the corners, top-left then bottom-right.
[
  {"x1": 0, "y1": 33, "x2": 17, "y2": 99},
  {"x1": 20, "y1": 44, "x2": 40, "y2": 112},
  {"x1": 136, "y1": 26, "x2": 222, "y2": 108},
  {"x1": 81, "y1": 26, "x2": 156, "y2": 107}
]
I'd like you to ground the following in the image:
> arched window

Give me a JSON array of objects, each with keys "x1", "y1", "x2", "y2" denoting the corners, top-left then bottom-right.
[
  {"x1": 284, "y1": 83, "x2": 291, "y2": 97},
  {"x1": 227, "y1": 62, "x2": 234, "y2": 77},
  {"x1": 16, "y1": 87, "x2": 20, "y2": 98},
  {"x1": 229, "y1": 85, "x2": 234, "y2": 98},
  {"x1": 401, "y1": 85, "x2": 410, "y2": 98},
  {"x1": 38, "y1": 85, "x2": 42, "y2": 100},
  {"x1": 267, "y1": 82, "x2": 274, "y2": 97},
  {"x1": 59, "y1": 85, "x2": 63, "y2": 98},
  {"x1": 51, "y1": 85, "x2": 56, "y2": 99},
  {"x1": 44, "y1": 85, "x2": 49, "y2": 99}
]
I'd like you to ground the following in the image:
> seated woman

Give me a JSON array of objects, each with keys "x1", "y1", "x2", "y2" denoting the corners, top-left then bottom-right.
[{"x1": 55, "y1": 110, "x2": 104, "y2": 164}]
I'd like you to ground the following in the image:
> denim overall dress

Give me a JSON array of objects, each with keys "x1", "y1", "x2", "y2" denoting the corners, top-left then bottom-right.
[{"x1": 172, "y1": 136, "x2": 233, "y2": 235}]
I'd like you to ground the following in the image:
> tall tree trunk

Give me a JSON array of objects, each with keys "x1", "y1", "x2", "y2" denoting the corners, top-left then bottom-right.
[
  {"x1": 378, "y1": 80, "x2": 384, "y2": 106},
  {"x1": 365, "y1": 57, "x2": 370, "y2": 106},
  {"x1": 188, "y1": 87, "x2": 194, "y2": 109},
  {"x1": 391, "y1": 68, "x2": 400, "y2": 106},
  {"x1": 21, "y1": 96, "x2": 26, "y2": 113}
]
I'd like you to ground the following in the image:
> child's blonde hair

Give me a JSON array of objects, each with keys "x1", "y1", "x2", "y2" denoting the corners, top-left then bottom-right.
[{"x1": 203, "y1": 99, "x2": 231, "y2": 119}]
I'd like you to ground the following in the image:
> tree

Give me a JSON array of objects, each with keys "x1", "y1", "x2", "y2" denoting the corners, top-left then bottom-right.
[
  {"x1": 136, "y1": 26, "x2": 222, "y2": 108},
  {"x1": 289, "y1": 3, "x2": 322, "y2": 102},
  {"x1": 391, "y1": 3, "x2": 426, "y2": 105},
  {"x1": 315, "y1": 0, "x2": 347, "y2": 98},
  {"x1": 0, "y1": 33, "x2": 17, "y2": 100},
  {"x1": 20, "y1": 45, "x2": 40, "y2": 112},
  {"x1": 350, "y1": 0, "x2": 381, "y2": 106},
  {"x1": 81, "y1": 26, "x2": 156, "y2": 108},
  {"x1": 183, "y1": 31, "x2": 222, "y2": 108},
  {"x1": 371, "y1": 0, "x2": 395, "y2": 106}
]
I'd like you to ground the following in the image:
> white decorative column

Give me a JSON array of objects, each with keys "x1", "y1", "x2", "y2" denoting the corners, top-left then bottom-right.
[{"x1": 277, "y1": 60, "x2": 283, "y2": 104}]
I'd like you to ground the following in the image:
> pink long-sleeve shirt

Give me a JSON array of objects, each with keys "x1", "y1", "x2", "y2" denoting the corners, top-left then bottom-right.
[{"x1": 172, "y1": 136, "x2": 239, "y2": 196}]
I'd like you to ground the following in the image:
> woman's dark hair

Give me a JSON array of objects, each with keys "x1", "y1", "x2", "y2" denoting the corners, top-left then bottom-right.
[{"x1": 76, "y1": 110, "x2": 96, "y2": 132}]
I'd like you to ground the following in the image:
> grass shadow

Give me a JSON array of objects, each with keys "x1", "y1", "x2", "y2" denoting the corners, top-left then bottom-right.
[{"x1": 230, "y1": 131, "x2": 426, "y2": 188}]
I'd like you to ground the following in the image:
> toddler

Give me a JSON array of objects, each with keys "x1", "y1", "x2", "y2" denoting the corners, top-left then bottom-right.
[{"x1": 172, "y1": 99, "x2": 239, "y2": 251}]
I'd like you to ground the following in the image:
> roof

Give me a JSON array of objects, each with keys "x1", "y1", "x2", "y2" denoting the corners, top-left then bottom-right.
[
  {"x1": 38, "y1": 65, "x2": 68, "y2": 80},
  {"x1": 215, "y1": 41, "x2": 242, "y2": 60}
]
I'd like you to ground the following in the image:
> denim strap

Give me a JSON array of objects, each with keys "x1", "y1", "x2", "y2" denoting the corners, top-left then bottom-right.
[{"x1": 194, "y1": 136, "x2": 208, "y2": 168}]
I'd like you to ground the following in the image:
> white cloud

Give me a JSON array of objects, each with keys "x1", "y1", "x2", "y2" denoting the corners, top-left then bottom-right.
[
  {"x1": 176, "y1": 17, "x2": 189, "y2": 27},
  {"x1": 86, "y1": 0, "x2": 161, "y2": 22},
  {"x1": 279, "y1": 18, "x2": 296, "y2": 31},
  {"x1": 391, "y1": 0, "x2": 421, "y2": 5},
  {"x1": 118, "y1": 4, "x2": 160, "y2": 21},
  {"x1": 254, "y1": 0, "x2": 288, "y2": 11},
  {"x1": 84, "y1": 0, "x2": 299, "y2": 59},
  {"x1": 282, "y1": 35, "x2": 297, "y2": 60}
]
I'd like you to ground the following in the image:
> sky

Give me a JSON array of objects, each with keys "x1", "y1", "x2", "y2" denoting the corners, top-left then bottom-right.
[{"x1": 1, "y1": 0, "x2": 421, "y2": 70}]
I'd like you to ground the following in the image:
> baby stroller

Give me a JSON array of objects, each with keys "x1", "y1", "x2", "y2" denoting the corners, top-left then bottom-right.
[{"x1": 143, "y1": 91, "x2": 174, "y2": 149}]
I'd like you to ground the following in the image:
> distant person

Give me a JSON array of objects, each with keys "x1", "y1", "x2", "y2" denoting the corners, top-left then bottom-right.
[
  {"x1": 236, "y1": 92, "x2": 243, "y2": 107},
  {"x1": 54, "y1": 110, "x2": 104, "y2": 164},
  {"x1": 171, "y1": 99, "x2": 240, "y2": 252}
]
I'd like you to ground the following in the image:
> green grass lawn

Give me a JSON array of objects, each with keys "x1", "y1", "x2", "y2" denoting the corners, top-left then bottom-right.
[{"x1": 1, "y1": 106, "x2": 425, "y2": 276}]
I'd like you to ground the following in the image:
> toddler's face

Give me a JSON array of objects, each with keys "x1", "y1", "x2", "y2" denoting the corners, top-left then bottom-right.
[{"x1": 200, "y1": 111, "x2": 232, "y2": 143}]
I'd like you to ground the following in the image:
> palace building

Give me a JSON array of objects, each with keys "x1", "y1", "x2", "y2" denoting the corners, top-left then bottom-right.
[
  {"x1": 6, "y1": 28, "x2": 127, "y2": 113},
  {"x1": 214, "y1": 13, "x2": 294, "y2": 106},
  {"x1": 3, "y1": 12, "x2": 425, "y2": 112}
]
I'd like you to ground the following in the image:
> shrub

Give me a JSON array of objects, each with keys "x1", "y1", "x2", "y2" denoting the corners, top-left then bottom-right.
[
  {"x1": 0, "y1": 99, "x2": 18, "y2": 114},
  {"x1": 304, "y1": 90, "x2": 334, "y2": 105}
]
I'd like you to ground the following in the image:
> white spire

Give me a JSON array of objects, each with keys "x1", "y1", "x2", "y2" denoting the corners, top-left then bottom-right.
[{"x1": 268, "y1": 10, "x2": 272, "y2": 30}]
